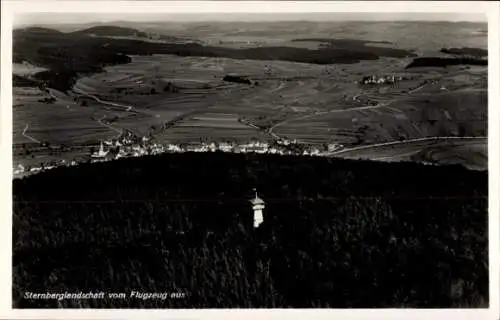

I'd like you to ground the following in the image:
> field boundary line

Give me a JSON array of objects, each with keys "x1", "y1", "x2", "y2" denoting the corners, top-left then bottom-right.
[{"x1": 21, "y1": 123, "x2": 40, "y2": 144}]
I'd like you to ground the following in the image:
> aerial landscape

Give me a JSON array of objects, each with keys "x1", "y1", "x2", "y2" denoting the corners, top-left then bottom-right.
[{"x1": 12, "y1": 13, "x2": 488, "y2": 308}]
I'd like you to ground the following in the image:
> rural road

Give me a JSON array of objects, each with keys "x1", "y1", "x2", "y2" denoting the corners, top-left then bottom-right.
[
  {"x1": 97, "y1": 115, "x2": 123, "y2": 139},
  {"x1": 408, "y1": 83, "x2": 428, "y2": 94},
  {"x1": 22, "y1": 123, "x2": 41, "y2": 143},
  {"x1": 71, "y1": 86, "x2": 214, "y2": 138},
  {"x1": 48, "y1": 87, "x2": 138, "y2": 139},
  {"x1": 329, "y1": 136, "x2": 487, "y2": 156},
  {"x1": 72, "y1": 87, "x2": 134, "y2": 112},
  {"x1": 267, "y1": 100, "x2": 395, "y2": 141}
]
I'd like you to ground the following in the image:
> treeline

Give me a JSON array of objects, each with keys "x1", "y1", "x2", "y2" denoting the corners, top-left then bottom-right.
[
  {"x1": 406, "y1": 57, "x2": 487, "y2": 69},
  {"x1": 291, "y1": 38, "x2": 413, "y2": 59},
  {"x1": 13, "y1": 153, "x2": 488, "y2": 308},
  {"x1": 223, "y1": 75, "x2": 252, "y2": 85},
  {"x1": 70, "y1": 25, "x2": 188, "y2": 43}
]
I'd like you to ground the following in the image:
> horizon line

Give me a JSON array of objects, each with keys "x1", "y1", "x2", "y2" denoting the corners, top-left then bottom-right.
[
  {"x1": 13, "y1": 12, "x2": 487, "y2": 26},
  {"x1": 14, "y1": 19, "x2": 488, "y2": 28}
]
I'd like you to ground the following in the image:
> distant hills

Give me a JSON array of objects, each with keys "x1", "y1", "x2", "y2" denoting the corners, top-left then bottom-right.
[
  {"x1": 12, "y1": 25, "x2": 418, "y2": 92},
  {"x1": 12, "y1": 24, "x2": 488, "y2": 92},
  {"x1": 71, "y1": 25, "x2": 149, "y2": 38},
  {"x1": 14, "y1": 27, "x2": 63, "y2": 36}
]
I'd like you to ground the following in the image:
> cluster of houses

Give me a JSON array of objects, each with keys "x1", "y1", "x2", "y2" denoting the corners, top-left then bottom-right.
[
  {"x1": 14, "y1": 130, "x2": 345, "y2": 177},
  {"x1": 13, "y1": 159, "x2": 78, "y2": 176},
  {"x1": 91, "y1": 137, "x2": 342, "y2": 160},
  {"x1": 85, "y1": 137, "x2": 343, "y2": 166}
]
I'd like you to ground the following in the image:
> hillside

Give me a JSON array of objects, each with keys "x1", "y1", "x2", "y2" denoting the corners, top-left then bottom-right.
[
  {"x1": 14, "y1": 27, "x2": 63, "y2": 36},
  {"x1": 13, "y1": 153, "x2": 488, "y2": 308}
]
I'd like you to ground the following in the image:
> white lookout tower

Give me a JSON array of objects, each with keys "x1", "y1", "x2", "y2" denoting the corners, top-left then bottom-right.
[{"x1": 250, "y1": 190, "x2": 265, "y2": 228}]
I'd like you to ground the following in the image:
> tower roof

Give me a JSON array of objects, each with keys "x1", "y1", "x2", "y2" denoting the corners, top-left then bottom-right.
[{"x1": 250, "y1": 191, "x2": 265, "y2": 205}]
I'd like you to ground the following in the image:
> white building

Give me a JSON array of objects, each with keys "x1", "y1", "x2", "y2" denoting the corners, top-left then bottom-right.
[
  {"x1": 13, "y1": 164, "x2": 25, "y2": 175},
  {"x1": 208, "y1": 142, "x2": 217, "y2": 152},
  {"x1": 92, "y1": 141, "x2": 109, "y2": 158},
  {"x1": 219, "y1": 143, "x2": 233, "y2": 152},
  {"x1": 328, "y1": 143, "x2": 342, "y2": 152},
  {"x1": 250, "y1": 191, "x2": 265, "y2": 229},
  {"x1": 310, "y1": 148, "x2": 320, "y2": 156}
]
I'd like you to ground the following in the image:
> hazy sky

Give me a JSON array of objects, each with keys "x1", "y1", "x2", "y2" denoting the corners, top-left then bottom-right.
[{"x1": 14, "y1": 12, "x2": 487, "y2": 26}]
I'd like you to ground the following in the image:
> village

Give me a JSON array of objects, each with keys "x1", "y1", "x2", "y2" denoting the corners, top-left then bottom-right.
[
  {"x1": 13, "y1": 130, "x2": 345, "y2": 177},
  {"x1": 357, "y1": 74, "x2": 405, "y2": 85}
]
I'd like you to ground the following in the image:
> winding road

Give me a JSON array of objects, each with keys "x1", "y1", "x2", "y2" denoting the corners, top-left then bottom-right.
[
  {"x1": 266, "y1": 99, "x2": 396, "y2": 142},
  {"x1": 72, "y1": 87, "x2": 134, "y2": 112},
  {"x1": 97, "y1": 115, "x2": 123, "y2": 139},
  {"x1": 22, "y1": 123, "x2": 41, "y2": 143},
  {"x1": 47, "y1": 87, "x2": 135, "y2": 138},
  {"x1": 408, "y1": 82, "x2": 428, "y2": 94}
]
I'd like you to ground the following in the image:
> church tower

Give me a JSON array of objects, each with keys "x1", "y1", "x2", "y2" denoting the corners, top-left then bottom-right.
[{"x1": 250, "y1": 190, "x2": 265, "y2": 228}]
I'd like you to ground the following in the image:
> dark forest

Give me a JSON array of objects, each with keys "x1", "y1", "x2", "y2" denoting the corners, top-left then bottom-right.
[{"x1": 13, "y1": 153, "x2": 488, "y2": 308}]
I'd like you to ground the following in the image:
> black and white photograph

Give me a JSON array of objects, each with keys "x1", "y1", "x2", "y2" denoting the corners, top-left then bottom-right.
[{"x1": 2, "y1": 0, "x2": 499, "y2": 316}]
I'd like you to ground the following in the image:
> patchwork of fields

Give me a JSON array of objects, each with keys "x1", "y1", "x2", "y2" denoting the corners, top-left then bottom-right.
[{"x1": 13, "y1": 46, "x2": 487, "y2": 169}]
